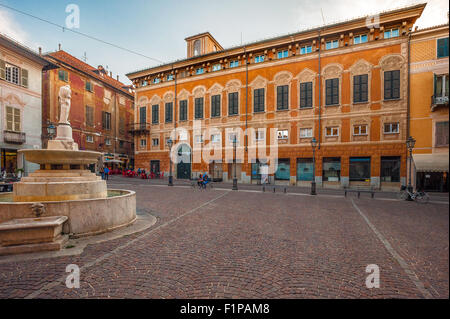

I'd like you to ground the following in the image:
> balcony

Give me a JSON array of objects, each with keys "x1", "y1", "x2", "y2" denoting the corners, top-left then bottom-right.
[
  {"x1": 127, "y1": 123, "x2": 150, "y2": 136},
  {"x1": 3, "y1": 130, "x2": 26, "y2": 144},
  {"x1": 431, "y1": 95, "x2": 449, "y2": 111}
]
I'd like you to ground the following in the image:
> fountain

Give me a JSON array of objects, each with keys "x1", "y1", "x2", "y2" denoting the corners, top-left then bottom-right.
[{"x1": 0, "y1": 85, "x2": 136, "y2": 255}]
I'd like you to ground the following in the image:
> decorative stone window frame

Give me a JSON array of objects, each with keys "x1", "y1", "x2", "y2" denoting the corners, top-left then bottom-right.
[
  {"x1": 323, "y1": 119, "x2": 341, "y2": 143},
  {"x1": 151, "y1": 136, "x2": 160, "y2": 149},
  {"x1": 178, "y1": 89, "x2": 190, "y2": 122},
  {"x1": 322, "y1": 63, "x2": 343, "y2": 108},
  {"x1": 224, "y1": 79, "x2": 241, "y2": 117},
  {"x1": 275, "y1": 122, "x2": 290, "y2": 144},
  {"x1": 350, "y1": 118, "x2": 370, "y2": 142},
  {"x1": 2, "y1": 93, "x2": 25, "y2": 132},
  {"x1": 273, "y1": 71, "x2": 293, "y2": 111},
  {"x1": 379, "y1": 54, "x2": 406, "y2": 104},
  {"x1": 296, "y1": 68, "x2": 316, "y2": 111},
  {"x1": 349, "y1": 59, "x2": 372, "y2": 106},
  {"x1": 193, "y1": 86, "x2": 206, "y2": 120},
  {"x1": 381, "y1": 115, "x2": 403, "y2": 142},
  {"x1": 149, "y1": 95, "x2": 161, "y2": 125},
  {"x1": 249, "y1": 75, "x2": 268, "y2": 114},
  {"x1": 208, "y1": 83, "x2": 224, "y2": 119}
]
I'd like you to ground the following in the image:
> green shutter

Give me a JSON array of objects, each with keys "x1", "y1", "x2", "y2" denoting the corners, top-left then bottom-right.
[
  {"x1": 21, "y1": 69, "x2": 28, "y2": 88},
  {"x1": 0, "y1": 59, "x2": 5, "y2": 80}
]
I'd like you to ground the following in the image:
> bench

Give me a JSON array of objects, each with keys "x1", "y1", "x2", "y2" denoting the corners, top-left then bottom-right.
[{"x1": 344, "y1": 187, "x2": 376, "y2": 198}]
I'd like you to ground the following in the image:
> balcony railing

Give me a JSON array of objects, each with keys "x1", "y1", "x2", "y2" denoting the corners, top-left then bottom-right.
[
  {"x1": 431, "y1": 94, "x2": 449, "y2": 111},
  {"x1": 127, "y1": 123, "x2": 150, "y2": 136},
  {"x1": 3, "y1": 130, "x2": 26, "y2": 144}
]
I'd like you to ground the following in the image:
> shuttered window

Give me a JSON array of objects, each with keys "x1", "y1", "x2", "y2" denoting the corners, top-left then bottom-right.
[
  {"x1": 21, "y1": 69, "x2": 28, "y2": 88},
  {"x1": 228, "y1": 92, "x2": 239, "y2": 115},
  {"x1": 211, "y1": 95, "x2": 221, "y2": 117},
  {"x1": 6, "y1": 106, "x2": 21, "y2": 132},
  {"x1": 102, "y1": 111, "x2": 111, "y2": 130},
  {"x1": 437, "y1": 37, "x2": 449, "y2": 58},
  {"x1": 277, "y1": 85, "x2": 289, "y2": 110},
  {"x1": 325, "y1": 78, "x2": 339, "y2": 106},
  {"x1": 58, "y1": 69, "x2": 68, "y2": 82},
  {"x1": 151, "y1": 105, "x2": 158, "y2": 124},
  {"x1": 195, "y1": 97, "x2": 204, "y2": 119},
  {"x1": 0, "y1": 59, "x2": 5, "y2": 80},
  {"x1": 353, "y1": 74, "x2": 368, "y2": 103},
  {"x1": 384, "y1": 70, "x2": 400, "y2": 100},
  {"x1": 85, "y1": 106, "x2": 94, "y2": 127},
  {"x1": 300, "y1": 82, "x2": 312, "y2": 108},
  {"x1": 179, "y1": 100, "x2": 187, "y2": 121},
  {"x1": 165, "y1": 102, "x2": 173, "y2": 123},
  {"x1": 436, "y1": 121, "x2": 449, "y2": 146},
  {"x1": 254, "y1": 88, "x2": 265, "y2": 112}
]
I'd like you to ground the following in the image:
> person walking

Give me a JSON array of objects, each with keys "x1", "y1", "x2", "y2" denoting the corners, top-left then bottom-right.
[{"x1": 104, "y1": 166, "x2": 110, "y2": 180}]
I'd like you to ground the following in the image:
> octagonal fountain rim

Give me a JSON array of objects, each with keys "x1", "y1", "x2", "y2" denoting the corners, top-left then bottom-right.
[{"x1": 18, "y1": 149, "x2": 101, "y2": 165}]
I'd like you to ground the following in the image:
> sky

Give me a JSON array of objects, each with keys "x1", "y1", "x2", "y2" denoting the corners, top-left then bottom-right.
[{"x1": 0, "y1": 0, "x2": 448, "y2": 85}]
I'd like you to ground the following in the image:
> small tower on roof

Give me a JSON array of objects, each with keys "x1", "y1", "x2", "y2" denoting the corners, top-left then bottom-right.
[{"x1": 185, "y1": 32, "x2": 223, "y2": 58}]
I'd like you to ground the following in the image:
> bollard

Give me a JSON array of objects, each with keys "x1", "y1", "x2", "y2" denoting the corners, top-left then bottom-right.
[
  {"x1": 263, "y1": 186, "x2": 265, "y2": 192},
  {"x1": 273, "y1": 187, "x2": 276, "y2": 193},
  {"x1": 284, "y1": 187, "x2": 286, "y2": 193}
]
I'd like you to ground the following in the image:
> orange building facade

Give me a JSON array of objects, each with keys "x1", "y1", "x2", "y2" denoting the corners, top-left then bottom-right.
[
  {"x1": 127, "y1": 4, "x2": 426, "y2": 190},
  {"x1": 410, "y1": 23, "x2": 449, "y2": 192},
  {"x1": 42, "y1": 50, "x2": 135, "y2": 169}
]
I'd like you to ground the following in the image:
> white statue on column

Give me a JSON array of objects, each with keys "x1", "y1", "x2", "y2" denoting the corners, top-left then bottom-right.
[{"x1": 58, "y1": 85, "x2": 71, "y2": 124}]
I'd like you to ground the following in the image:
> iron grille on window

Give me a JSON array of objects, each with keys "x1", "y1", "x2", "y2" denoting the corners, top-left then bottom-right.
[
  {"x1": 195, "y1": 97, "x2": 204, "y2": 119},
  {"x1": 384, "y1": 70, "x2": 400, "y2": 100},
  {"x1": 228, "y1": 92, "x2": 239, "y2": 115},
  {"x1": 179, "y1": 100, "x2": 187, "y2": 121},
  {"x1": 211, "y1": 95, "x2": 221, "y2": 117},
  {"x1": 325, "y1": 78, "x2": 339, "y2": 106},
  {"x1": 300, "y1": 82, "x2": 313, "y2": 108},
  {"x1": 254, "y1": 88, "x2": 265, "y2": 112},
  {"x1": 354, "y1": 74, "x2": 368, "y2": 103},
  {"x1": 165, "y1": 102, "x2": 173, "y2": 123},
  {"x1": 277, "y1": 85, "x2": 289, "y2": 110}
]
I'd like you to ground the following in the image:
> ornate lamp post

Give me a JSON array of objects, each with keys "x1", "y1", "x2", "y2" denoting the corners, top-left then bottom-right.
[
  {"x1": 232, "y1": 135, "x2": 238, "y2": 190},
  {"x1": 46, "y1": 122, "x2": 56, "y2": 140},
  {"x1": 406, "y1": 136, "x2": 416, "y2": 200},
  {"x1": 167, "y1": 138, "x2": 173, "y2": 186},
  {"x1": 310, "y1": 137, "x2": 317, "y2": 195}
]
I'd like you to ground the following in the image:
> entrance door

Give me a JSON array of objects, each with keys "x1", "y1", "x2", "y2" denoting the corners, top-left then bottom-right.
[
  {"x1": 150, "y1": 160, "x2": 160, "y2": 175},
  {"x1": 209, "y1": 161, "x2": 223, "y2": 182},
  {"x1": 176, "y1": 144, "x2": 191, "y2": 179}
]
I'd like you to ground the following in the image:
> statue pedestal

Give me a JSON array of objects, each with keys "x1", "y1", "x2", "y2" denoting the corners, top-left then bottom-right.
[{"x1": 48, "y1": 124, "x2": 79, "y2": 151}]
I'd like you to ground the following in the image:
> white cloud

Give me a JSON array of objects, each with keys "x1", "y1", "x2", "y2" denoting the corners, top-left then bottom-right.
[{"x1": 0, "y1": 9, "x2": 29, "y2": 44}]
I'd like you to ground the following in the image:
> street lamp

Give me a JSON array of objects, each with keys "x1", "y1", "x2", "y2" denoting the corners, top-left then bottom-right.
[
  {"x1": 310, "y1": 137, "x2": 317, "y2": 195},
  {"x1": 46, "y1": 122, "x2": 56, "y2": 140},
  {"x1": 167, "y1": 138, "x2": 173, "y2": 186},
  {"x1": 406, "y1": 135, "x2": 416, "y2": 200},
  {"x1": 232, "y1": 135, "x2": 238, "y2": 190}
]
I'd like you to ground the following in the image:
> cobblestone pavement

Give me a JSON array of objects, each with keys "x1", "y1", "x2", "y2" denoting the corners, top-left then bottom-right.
[{"x1": 0, "y1": 176, "x2": 448, "y2": 299}]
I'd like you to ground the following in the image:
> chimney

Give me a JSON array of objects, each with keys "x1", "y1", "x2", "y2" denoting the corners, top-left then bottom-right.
[
  {"x1": 110, "y1": 71, "x2": 112, "y2": 77},
  {"x1": 116, "y1": 75, "x2": 119, "y2": 81},
  {"x1": 58, "y1": 43, "x2": 61, "y2": 51},
  {"x1": 38, "y1": 47, "x2": 42, "y2": 55}
]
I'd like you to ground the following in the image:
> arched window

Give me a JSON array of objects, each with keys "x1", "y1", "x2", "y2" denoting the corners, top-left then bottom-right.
[{"x1": 193, "y1": 40, "x2": 201, "y2": 56}]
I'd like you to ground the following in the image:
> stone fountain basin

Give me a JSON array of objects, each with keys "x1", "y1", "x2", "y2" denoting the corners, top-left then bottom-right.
[
  {"x1": 0, "y1": 216, "x2": 68, "y2": 246},
  {"x1": 19, "y1": 149, "x2": 101, "y2": 165}
]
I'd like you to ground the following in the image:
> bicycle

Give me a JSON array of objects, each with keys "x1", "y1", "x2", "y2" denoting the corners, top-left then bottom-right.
[{"x1": 397, "y1": 186, "x2": 430, "y2": 204}]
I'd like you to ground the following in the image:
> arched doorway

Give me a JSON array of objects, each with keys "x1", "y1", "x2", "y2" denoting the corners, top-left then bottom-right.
[{"x1": 176, "y1": 144, "x2": 191, "y2": 179}]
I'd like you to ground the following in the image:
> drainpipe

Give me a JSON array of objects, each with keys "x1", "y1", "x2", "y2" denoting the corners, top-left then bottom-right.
[
  {"x1": 318, "y1": 30, "x2": 322, "y2": 150},
  {"x1": 245, "y1": 46, "x2": 248, "y2": 153},
  {"x1": 173, "y1": 64, "x2": 177, "y2": 132},
  {"x1": 406, "y1": 29, "x2": 412, "y2": 188}
]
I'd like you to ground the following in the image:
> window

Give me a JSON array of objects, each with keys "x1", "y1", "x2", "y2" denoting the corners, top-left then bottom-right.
[
  {"x1": 253, "y1": 88, "x2": 265, "y2": 112},
  {"x1": 119, "y1": 117, "x2": 125, "y2": 134},
  {"x1": 381, "y1": 156, "x2": 400, "y2": 182},
  {"x1": 58, "y1": 69, "x2": 68, "y2": 82},
  {"x1": 325, "y1": 78, "x2": 339, "y2": 106},
  {"x1": 384, "y1": 70, "x2": 400, "y2": 100},
  {"x1": 5, "y1": 106, "x2": 20, "y2": 132},
  {"x1": 119, "y1": 141, "x2": 124, "y2": 148},
  {"x1": 152, "y1": 138, "x2": 159, "y2": 146},
  {"x1": 325, "y1": 40, "x2": 339, "y2": 50},
  {"x1": 195, "y1": 97, "x2": 204, "y2": 119},
  {"x1": 85, "y1": 106, "x2": 94, "y2": 127},
  {"x1": 349, "y1": 157, "x2": 371, "y2": 182},
  {"x1": 323, "y1": 157, "x2": 341, "y2": 182},
  {"x1": 277, "y1": 130, "x2": 288, "y2": 140},
  {"x1": 86, "y1": 135, "x2": 94, "y2": 143},
  {"x1": 353, "y1": 124, "x2": 368, "y2": 136},
  {"x1": 212, "y1": 64, "x2": 221, "y2": 71},
  {"x1": 299, "y1": 128, "x2": 313, "y2": 138},
  {"x1": 326, "y1": 127, "x2": 339, "y2": 137},
  {"x1": 384, "y1": 28, "x2": 399, "y2": 39},
  {"x1": 211, "y1": 134, "x2": 221, "y2": 143},
  {"x1": 193, "y1": 40, "x2": 201, "y2": 56},
  {"x1": 353, "y1": 34, "x2": 368, "y2": 44},
  {"x1": 353, "y1": 74, "x2": 368, "y2": 103},
  {"x1": 275, "y1": 159, "x2": 290, "y2": 180},
  {"x1": 195, "y1": 135, "x2": 204, "y2": 144},
  {"x1": 277, "y1": 50, "x2": 289, "y2": 59},
  {"x1": 229, "y1": 60, "x2": 239, "y2": 68},
  {"x1": 2, "y1": 63, "x2": 26, "y2": 86},
  {"x1": 152, "y1": 78, "x2": 160, "y2": 84},
  {"x1": 105, "y1": 138, "x2": 111, "y2": 146},
  {"x1": 151, "y1": 105, "x2": 158, "y2": 124},
  {"x1": 167, "y1": 74, "x2": 174, "y2": 81},
  {"x1": 384, "y1": 122, "x2": 399, "y2": 134},
  {"x1": 436, "y1": 121, "x2": 449, "y2": 146},
  {"x1": 140, "y1": 139, "x2": 147, "y2": 148},
  {"x1": 437, "y1": 37, "x2": 449, "y2": 58},
  {"x1": 85, "y1": 81, "x2": 93, "y2": 92},
  {"x1": 434, "y1": 74, "x2": 449, "y2": 99},
  {"x1": 228, "y1": 92, "x2": 239, "y2": 115},
  {"x1": 297, "y1": 158, "x2": 314, "y2": 181},
  {"x1": 102, "y1": 111, "x2": 111, "y2": 130},
  {"x1": 165, "y1": 102, "x2": 173, "y2": 123},
  {"x1": 255, "y1": 130, "x2": 265, "y2": 141},
  {"x1": 277, "y1": 85, "x2": 289, "y2": 110},
  {"x1": 300, "y1": 82, "x2": 313, "y2": 108},
  {"x1": 179, "y1": 100, "x2": 188, "y2": 121},
  {"x1": 255, "y1": 55, "x2": 265, "y2": 63},
  {"x1": 229, "y1": 133, "x2": 238, "y2": 143},
  {"x1": 141, "y1": 80, "x2": 148, "y2": 87},
  {"x1": 300, "y1": 45, "x2": 312, "y2": 55},
  {"x1": 196, "y1": 68, "x2": 204, "y2": 75},
  {"x1": 210, "y1": 95, "x2": 221, "y2": 117}
]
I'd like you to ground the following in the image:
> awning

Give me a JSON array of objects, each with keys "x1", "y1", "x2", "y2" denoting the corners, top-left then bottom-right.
[
  {"x1": 104, "y1": 159, "x2": 124, "y2": 164},
  {"x1": 413, "y1": 153, "x2": 449, "y2": 173}
]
